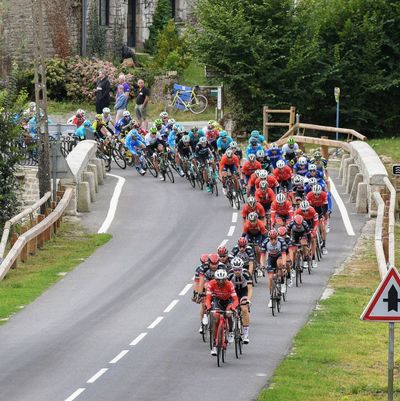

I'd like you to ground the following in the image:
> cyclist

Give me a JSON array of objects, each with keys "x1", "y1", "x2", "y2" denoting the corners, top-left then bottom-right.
[
  {"x1": 115, "y1": 111, "x2": 133, "y2": 137},
  {"x1": 306, "y1": 163, "x2": 324, "y2": 181},
  {"x1": 270, "y1": 193, "x2": 294, "y2": 228},
  {"x1": 242, "y1": 196, "x2": 266, "y2": 226},
  {"x1": 71, "y1": 109, "x2": 85, "y2": 127},
  {"x1": 304, "y1": 177, "x2": 320, "y2": 195},
  {"x1": 205, "y1": 269, "x2": 239, "y2": 355},
  {"x1": 246, "y1": 137, "x2": 263, "y2": 157},
  {"x1": 242, "y1": 154, "x2": 262, "y2": 185},
  {"x1": 242, "y1": 212, "x2": 267, "y2": 267},
  {"x1": 310, "y1": 150, "x2": 330, "y2": 191},
  {"x1": 195, "y1": 136, "x2": 215, "y2": 192},
  {"x1": 219, "y1": 148, "x2": 240, "y2": 196},
  {"x1": 295, "y1": 200, "x2": 319, "y2": 267},
  {"x1": 255, "y1": 180, "x2": 276, "y2": 215},
  {"x1": 256, "y1": 149, "x2": 273, "y2": 172},
  {"x1": 307, "y1": 185, "x2": 329, "y2": 255},
  {"x1": 228, "y1": 257, "x2": 253, "y2": 344},
  {"x1": 205, "y1": 120, "x2": 219, "y2": 152},
  {"x1": 189, "y1": 127, "x2": 205, "y2": 149},
  {"x1": 167, "y1": 123, "x2": 185, "y2": 177},
  {"x1": 266, "y1": 143, "x2": 284, "y2": 169},
  {"x1": 159, "y1": 111, "x2": 169, "y2": 126},
  {"x1": 93, "y1": 114, "x2": 111, "y2": 141},
  {"x1": 144, "y1": 126, "x2": 167, "y2": 180},
  {"x1": 248, "y1": 130, "x2": 266, "y2": 146},
  {"x1": 102, "y1": 107, "x2": 115, "y2": 134},
  {"x1": 260, "y1": 229, "x2": 288, "y2": 307},
  {"x1": 277, "y1": 226, "x2": 294, "y2": 287},
  {"x1": 292, "y1": 175, "x2": 305, "y2": 202},
  {"x1": 288, "y1": 214, "x2": 312, "y2": 270},
  {"x1": 282, "y1": 137, "x2": 299, "y2": 165},
  {"x1": 217, "y1": 246, "x2": 231, "y2": 270},
  {"x1": 247, "y1": 169, "x2": 279, "y2": 196},
  {"x1": 74, "y1": 120, "x2": 93, "y2": 141},
  {"x1": 230, "y1": 141, "x2": 243, "y2": 161},
  {"x1": 193, "y1": 254, "x2": 210, "y2": 302},
  {"x1": 293, "y1": 156, "x2": 309, "y2": 176},
  {"x1": 230, "y1": 237, "x2": 255, "y2": 276},
  {"x1": 124, "y1": 129, "x2": 146, "y2": 175},
  {"x1": 177, "y1": 134, "x2": 194, "y2": 174},
  {"x1": 216, "y1": 130, "x2": 233, "y2": 156},
  {"x1": 273, "y1": 159, "x2": 293, "y2": 194}
]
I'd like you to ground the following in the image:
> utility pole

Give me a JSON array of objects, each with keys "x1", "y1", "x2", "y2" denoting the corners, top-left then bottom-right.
[{"x1": 32, "y1": 0, "x2": 51, "y2": 209}]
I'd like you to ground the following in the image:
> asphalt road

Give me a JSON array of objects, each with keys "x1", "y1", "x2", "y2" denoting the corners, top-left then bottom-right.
[{"x1": 0, "y1": 166, "x2": 366, "y2": 401}]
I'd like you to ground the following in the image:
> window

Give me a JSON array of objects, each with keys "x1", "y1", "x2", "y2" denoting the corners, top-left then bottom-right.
[{"x1": 99, "y1": 0, "x2": 110, "y2": 26}]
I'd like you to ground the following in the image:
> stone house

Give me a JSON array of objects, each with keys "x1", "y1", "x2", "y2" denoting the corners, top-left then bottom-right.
[{"x1": 0, "y1": 0, "x2": 195, "y2": 69}]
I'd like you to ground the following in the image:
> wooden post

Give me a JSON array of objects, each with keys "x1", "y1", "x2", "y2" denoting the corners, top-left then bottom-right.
[
  {"x1": 10, "y1": 233, "x2": 19, "y2": 269},
  {"x1": 320, "y1": 136, "x2": 330, "y2": 160},
  {"x1": 37, "y1": 215, "x2": 45, "y2": 248},
  {"x1": 264, "y1": 106, "x2": 269, "y2": 143},
  {"x1": 289, "y1": 106, "x2": 296, "y2": 129},
  {"x1": 20, "y1": 227, "x2": 28, "y2": 262}
]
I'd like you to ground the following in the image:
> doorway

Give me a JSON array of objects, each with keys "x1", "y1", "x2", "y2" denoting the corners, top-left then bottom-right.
[{"x1": 127, "y1": 0, "x2": 136, "y2": 47}]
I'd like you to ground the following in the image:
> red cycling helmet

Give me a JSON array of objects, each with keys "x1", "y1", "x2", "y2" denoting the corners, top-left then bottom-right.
[
  {"x1": 209, "y1": 253, "x2": 219, "y2": 265},
  {"x1": 200, "y1": 253, "x2": 209, "y2": 264},
  {"x1": 238, "y1": 237, "x2": 248, "y2": 247},
  {"x1": 294, "y1": 215, "x2": 304, "y2": 226},
  {"x1": 277, "y1": 226, "x2": 286, "y2": 237},
  {"x1": 269, "y1": 229, "x2": 278, "y2": 239},
  {"x1": 217, "y1": 246, "x2": 229, "y2": 257}
]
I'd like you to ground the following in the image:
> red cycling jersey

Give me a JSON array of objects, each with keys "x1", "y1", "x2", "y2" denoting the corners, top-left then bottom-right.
[
  {"x1": 242, "y1": 160, "x2": 262, "y2": 177},
  {"x1": 242, "y1": 202, "x2": 266, "y2": 219},
  {"x1": 219, "y1": 154, "x2": 240, "y2": 174},
  {"x1": 255, "y1": 187, "x2": 276, "y2": 205},
  {"x1": 206, "y1": 128, "x2": 219, "y2": 142},
  {"x1": 306, "y1": 191, "x2": 328, "y2": 207},
  {"x1": 273, "y1": 165, "x2": 292, "y2": 182},
  {"x1": 270, "y1": 200, "x2": 294, "y2": 225},
  {"x1": 243, "y1": 220, "x2": 267, "y2": 236},
  {"x1": 205, "y1": 280, "x2": 239, "y2": 310},
  {"x1": 248, "y1": 174, "x2": 279, "y2": 189},
  {"x1": 295, "y1": 207, "x2": 319, "y2": 231}
]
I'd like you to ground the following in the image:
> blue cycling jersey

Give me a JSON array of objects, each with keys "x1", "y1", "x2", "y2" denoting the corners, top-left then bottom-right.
[
  {"x1": 167, "y1": 131, "x2": 177, "y2": 149},
  {"x1": 115, "y1": 117, "x2": 132, "y2": 135},
  {"x1": 248, "y1": 134, "x2": 265, "y2": 145},
  {"x1": 217, "y1": 136, "x2": 233, "y2": 151},
  {"x1": 306, "y1": 170, "x2": 324, "y2": 180},
  {"x1": 293, "y1": 162, "x2": 309, "y2": 176},
  {"x1": 125, "y1": 131, "x2": 145, "y2": 154},
  {"x1": 265, "y1": 148, "x2": 283, "y2": 168},
  {"x1": 246, "y1": 144, "x2": 263, "y2": 157}
]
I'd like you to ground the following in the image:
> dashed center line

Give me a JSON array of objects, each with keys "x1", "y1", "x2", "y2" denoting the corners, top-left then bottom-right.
[
  {"x1": 148, "y1": 316, "x2": 164, "y2": 329},
  {"x1": 64, "y1": 388, "x2": 86, "y2": 401},
  {"x1": 87, "y1": 368, "x2": 108, "y2": 384},
  {"x1": 179, "y1": 283, "x2": 193, "y2": 296},
  {"x1": 232, "y1": 212, "x2": 238, "y2": 223},
  {"x1": 227, "y1": 225, "x2": 235, "y2": 236},
  {"x1": 109, "y1": 350, "x2": 129, "y2": 364},
  {"x1": 130, "y1": 332, "x2": 147, "y2": 346},
  {"x1": 218, "y1": 239, "x2": 229, "y2": 248},
  {"x1": 164, "y1": 299, "x2": 179, "y2": 313}
]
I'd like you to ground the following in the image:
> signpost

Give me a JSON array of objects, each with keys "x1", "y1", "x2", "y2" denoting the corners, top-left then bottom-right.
[
  {"x1": 361, "y1": 266, "x2": 400, "y2": 401},
  {"x1": 334, "y1": 87, "x2": 340, "y2": 142},
  {"x1": 392, "y1": 165, "x2": 400, "y2": 176}
]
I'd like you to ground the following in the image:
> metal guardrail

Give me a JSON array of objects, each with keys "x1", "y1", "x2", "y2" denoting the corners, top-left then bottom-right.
[{"x1": 0, "y1": 188, "x2": 72, "y2": 281}]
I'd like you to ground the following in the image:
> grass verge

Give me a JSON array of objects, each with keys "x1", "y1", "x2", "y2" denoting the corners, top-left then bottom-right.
[
  {"x1": 259, "y1": 224, "x2": 400, "y2": 401},
  {"x1": 369, "y1": 138, "x2": 400, "y2": 163},
  {"x1": 0, "y1": 222, "x2": 111, "y2": 324}
]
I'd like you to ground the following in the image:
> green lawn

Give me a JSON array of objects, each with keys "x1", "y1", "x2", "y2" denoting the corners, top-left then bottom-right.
[
  {"x1": 0, "y1": 223, "x2": 111, "y2": 324},
  {"x1": 369, "y1": 138, "x2": 400, "y2": 163}
]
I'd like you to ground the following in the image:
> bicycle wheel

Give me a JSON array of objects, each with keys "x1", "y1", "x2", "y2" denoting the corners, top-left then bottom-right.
[
  {"x1": 276, "y1": 289, "x2": 281, "y2": 313},
  {"x1": 112, "y1": 147, "x2": 127, "y2": 169},
  {"x1": 201, "y1": 321, "x2": 209, "y2": 343},
  {"x1": 217, "y1": 323, "x2": 223, "y2": 367},
  {"x1": 295, "y1": 253, "x2": 303, "y2": 287},
  {"x1": 271, "y1": 289, "x2": 276, "y2": 317},
  {"x1": 233, "y1": 192, "x2": 241, "y2": 210},
  {"x1": 208, "y1": 313, "x2": 214, "y2": 350},
  {"x1": 188, "y1": 94, "x2": 208, "y2": 114},
  {"x1": 253, "y1": 266, "x2": 258, "y2": 285},
  {"x1": 165, "y1": 165, "x2": 175, "y2": 183},
  {"x1": 213, "y1": 177, "x2": 219, "y2": 196},
  {"x1": 234, "y1": 315, "x2": 242, "y2": 359},
  {"x1": 188, "y1": 171, "x2": 196, "y2": 188}
]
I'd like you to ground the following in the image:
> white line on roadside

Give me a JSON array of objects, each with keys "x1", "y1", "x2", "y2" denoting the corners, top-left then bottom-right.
[
  {"x1": 329, "y1": 178, "x2": 355, "y2": 236},
  {"x1": 227, "y1": 225, "x2": 235, "y2": 236},
  {"x1": 218, "y1": 239, "x2": 229, "y2": 248},
  {"x1": 164, "y1": 299, "x2": 179, "y2": 313},
  {"x1": 130, "y1": 332, "x2": 147, "y2": 346},
  {"x1": 148, "y1": 316, "x2": 164, "y2": 329},
  {"x1": 232, "y1": 212, "x2": 238, "y2": 223},
  {"x1": 64, "y1": 388, "x2": 85, "y2": 401},
  {"x1": 109, "y1": 350, "x2": 129, "y2": 364},
  {"x1": 98, "y1": 173, "x2": 126, "y2": 234},
  {"x1": 179, "y1": 283, "x2": 193, "y2": 296},
  {"x1": 87, "y1": 368, "x2": 108, "y2": 384}
]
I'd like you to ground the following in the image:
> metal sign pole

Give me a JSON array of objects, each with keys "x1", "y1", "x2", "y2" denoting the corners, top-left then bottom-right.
[{"x1": 388, "y1": 323, "x2": 394, "y2": 401}]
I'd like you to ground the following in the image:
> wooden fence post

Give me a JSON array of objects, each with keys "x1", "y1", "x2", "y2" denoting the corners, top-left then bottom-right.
[
  {"x1": 37, "y1": 215, "x2": 45, "y2": 248},
  {"x1": 20, "y1": 226, "x2": 28, "y2": 262},
  {"x1": 264, "y1": 106, "x2": 269, "y2": 143},
  {"x1": 320, "y1": 136, "x2": 329, "y2": 160},
  {"x1": 289, "y1": 106, "x2": 296, "y2": 129}
]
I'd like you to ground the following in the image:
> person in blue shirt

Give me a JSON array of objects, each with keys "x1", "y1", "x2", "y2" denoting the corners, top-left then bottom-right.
[
  {"x1": 75, "y1": 120, "x2": 94, "y2": 140},
  {"x1": 167, "y1": 123, "x2": 185, "y2": 177},
  {"x1": 293, "y1": 156, "x2": 309, "y2": 176},
  {"x1": 305, "y1": 164, "x2": 324, "y2": 180},
  {"x1": 246, "y1": 137, "x2": 263, "y2": 157},
  {"x1": 216, "y1": 130, "x2": 233, "y2": 156},
  {"x1": 125, "y1": 129, "x2": 146, "y2": 175},
  {"x1": 248, "y1": 130, "x2": 265, "y2": 146},
  {"x1": 115, "y1": 111, "x2": 133, "y2": 137},
  {"x1": 189, "y1": 128, "x2": 206, "y2": 149},
  {"x1": 28, "y1": 114, "x2": 54, "y2": 139},
  {"x1": 265, "y1": 143, "x2": 283, "y2": 168}
]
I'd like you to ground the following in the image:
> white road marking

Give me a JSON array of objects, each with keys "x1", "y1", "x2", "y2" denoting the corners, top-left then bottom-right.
[
  {"x1": 329, "y1": 178, "x2": 355, "y2": 236},
  {"x1": 98, "y1": 173, "x2": 126, "y2": 234},
  {"x1": 179, "y1": 283, "x2": 193, "y2": 296},
  {"x1": 256, "y1": 373, "x2": 267, "y2": 377},
  {"x1": 164, "y1": 299, "x2": 179, "y2": 313},
  {"x1": 109, "y1": 350, "x2": 129, "y2": 364},
  {"x1": 64, "y1": 388, "x2": 85, "y2": 401},
  {"x1": 232, "y1": 212, "x2": 238, "y2": 223},
  {"x1": 148, "y1": 316, "x2": 164, "y2": 329},
  {"x1": 218, "y1": 239, "x2": 229, "y2": 248},
  {"x1": 227, "y1": 225, "x2": 235, "y2": 236},
  {"x1": 130, "y1": 332, "x2": 147, "y2": 346},
  {"x1": 87, "y1": 368, "x2": 108, "y2": 384}
]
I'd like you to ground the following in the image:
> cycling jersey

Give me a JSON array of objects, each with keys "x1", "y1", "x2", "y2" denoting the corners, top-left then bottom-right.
[
  {"x1": 270, "y1": 200, "x2": 294, "y2": 225},
  {"x1": 306, "y1": 170, "x2": 324, "y2": 180},
  {"x1": 265, "y1": 149, "x2": 283, "y2": 168},
  {"x1": 242, "y1": 160, "x2": 262, "y2": 177},
  {"x1": 273, "y1": 165, "x2": 293, "y2": 182},
  {"x1": 293, "y1": 162, "x2": 309, "y2": 176},
  {"x1": 144, "y1": 132, "x2": 164, "y2": 147},
  {"x1": 72, "y1": 115, "x2": 85, "y2": 128},
  {"x1": 177, "y1": 139, "x2": 193, "y2": 158},
  {"x1": 195, "y1": 143, "x2": 213, "y2": 163},
  {"x1": 255, "y1": 187, "x2": 275, "y2": 206},
  {"x1": 115, "y1": 117, "x2": 132, "y2": 135},
  {"x1": 189, "y1": 131, "x2": 205, "y2": 148},
  {"x1": 310, "y1": 157, "x2": 328, "y2": 169},
  {"x1": 216, "y1": 136, "x2": 233, "y2": 152},
  {"x1": 287, "y1": 220, "x2": 311, "y2": 244},
  {"x1": 295, "y1": 207, "x2": 319, "y2": 231},
  {"x1": 307, "y1": 191, "x2": 328, "y2": 207},
  {"x1": 248, "y1": 134, "x2": 265, "y2": 145},
  {"x1": 261, "y1": 237, "x2": 287, "y2": 257},
  {"x1": 199, "y1": 263, "x2": 227, "y2": 282},
  {"x1": 228, "y1": 270, "x2": 252, "y2": 291},
  {"x1": 125, "y1": 131, "x2": 145, "y2": 155},
  {"x1": 248, "y1": 174, "x2": 279, "y2": 190},
  {"x1": 246, "y1": 143, "x2": 263, "y2": 157},
  {"x1": 282, "y1": 143, "x2": 299, "y2": 156},
  {"x1": 229, "y1": 245, "x2": 255, "y2": 268},
  {"x1": 205, "y1": 280, "x2": 239, "y2": 310},
  {"x1": 243, "y1": 220, "x2": 267, "y2": 236},
  {"x1": 242, "y1": 202, "x2": 266, "y2": 219},
  {"x1": 219, "y1": 154, "x2": 239, "y2": 174},
  {"x1": 206, "y1": 128, "x2": 219, "y2": 143}
]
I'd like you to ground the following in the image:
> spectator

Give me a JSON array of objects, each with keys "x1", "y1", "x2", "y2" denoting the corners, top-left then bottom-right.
[
  {"x1": 95, "y1": 70, "x2": 111, "y2": 114},
  {"x1": 135, "y1": 78, "x2": 149, "y2": 130},
  {"x1": 115, "y1": 74, "x2": 130, "y2": 122},
  {"x1": 114, "y1": 84, "x2": 128, "y2": 122}
]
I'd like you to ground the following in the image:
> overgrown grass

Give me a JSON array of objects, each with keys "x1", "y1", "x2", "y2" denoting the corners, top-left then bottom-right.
[
  {"x1": 180, "y1": 60, "x2": 208, "y2": 86},
  {"x1": 0, "y1": 223, "x2": 111, "y2": 324},
  {"x1": 47, "y1": 100, "x2": 95, "y2": 116},
  {"x1": 259, "y1": 229, "x2": 400, "y2": 401},
  {"x1": 369, "y1": 138, "x2": 400, "y2": 163}
]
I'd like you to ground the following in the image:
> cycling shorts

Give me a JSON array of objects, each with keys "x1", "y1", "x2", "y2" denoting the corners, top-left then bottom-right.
[
  {"x1": 266, "y1": 255, "x2": 282, "y2": 272},
  {"x1": 314, "y1": 205, "x2": 328, "y2": 219},
  {"x1": 236, "y1": 287, "x2": 249, "y2": 301},
  {"x1": 212, "y1": 298, "x2": 232, "y2": 311},
  {"x1": 246, "y1": 233, "x2": 263, "y2": 245},
  {"x1": 222, "y1": 164, "x2": 237, "y2": 174},
  {"x1": 279, "y1": 179, "x2": 292, "y2": 191}
]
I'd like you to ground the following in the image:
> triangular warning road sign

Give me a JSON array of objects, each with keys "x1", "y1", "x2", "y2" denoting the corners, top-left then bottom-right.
[{"x1": 361, "y1": 267, "x2": 400, "y2": 322}]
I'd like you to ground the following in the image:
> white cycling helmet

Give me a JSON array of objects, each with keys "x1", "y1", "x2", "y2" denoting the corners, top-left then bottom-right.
[
  {"x1": 215, "y1": 269, "x2": 228, "y2": 280},
  {"x1": 199, "y1": 136, "x2": 207, "y2": 145},
  {"x1": 230, "y1": 141, "x2": 238, "y2": 149},
  {"x1": 248, "y1": 212, "x2": 258, "y2": 222},
  {"x1": 247, "y1": 196, "x2": 256, "y2": 208},
  {"x1": 293, "y1": 175, "x2": 302, "y2": 185},
  {"x1": 298, "y1": 156, "x2": 307, "y2": 166},
  {"x1": 270, "y1": 143, "x2": 278, "y2": 150},
  {"x1": 308, "y1": 177, "x2": 318, "y2": 186},
  {"x1": 313, "y1": 184, "x2": 322, "y2": 195},
  {"x1": 259, "y1": 180, "x2": 268, "y2": 190},
  {"x1": 76, "y1": 108, "x2": 85, "y2": 116},
  {"x1": 276, "y1": 160, "x2": 285, "y2": 169},
  {"x1": 231, "y1": 257, "x2": 244, "y2": 270},
  {"x1": 226, "y1": 149, "x2": 234, "y2": 158},
  {"x1": 248, "y1": 153, "x2": 256, "y2": 162},
  {"x1": 256, "y1": 149, "x2": 265, "y2": 158},
  {"x1": 300, "y1": 200, "x2": 310, "y2": 211},
  {"x1": 102, "y1": 107, "x2": 110, "y2": 114},
  {"x1": 276, "y1": 193, "x2": 286, "y2": 204},
  {"x1": 168, "y1": 118, "x2": 176, "y2": 125},
  {"x1": 123, "y1": 110, "x2": 131, "y2": 117},
  {"x1": 309, "y1": 163, "x2": 317, "y2": 171},
  {"x1": 258, "y1": 170, "x2": 268, "y2": 179},
  {"x1": 160, "y1": 111, "x2": 169, "y2": 118}
]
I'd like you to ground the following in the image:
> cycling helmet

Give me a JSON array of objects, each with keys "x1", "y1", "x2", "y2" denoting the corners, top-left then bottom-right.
[
  {"x1": 230, "y1": 141, "x2": 237, "y2": 149},
  {"x1": 226, "y1": 149, "x2": 234, "y2": 158},
  {"x1": 258, "y1": 170, "x2": 268, "y2": 179},
  {"x1": 313, "y1": 150, "x2": 322, "y2": 159},
  {"x1": 251, "y1": 130, "x2": 260, "y2": 138},
  {"x1": 250, "y1": 137, "x2": 258, "y2": 145},
  {"x1": 219, "y1": 130, "x2": 228, "y2": 138},
  {"x1": 309, "y1": 164, "x2": 317, "y2": 171},
  {"x1": 238, "y1": 237, "x2": 248, "y2": 247},
  {"x1": 287, "y1": 137, "x2": 295, "y2": 145},
  {"x1": 300, "y1": 200, "x2": 310, "y2": 211},
  {"x1": 123, "y1": 110, "x2": 131, "y2": 117},
  {"x1": 293, "y1": 175, "x2": 302, "y2": 185},
  {"x1": 294, "y1": 215, "x2": 304, "y2": 225},
  {"x1": 159, "y1": 111, "x2": 169, "y2": 118},
  {"x1": 182, "y1": 135, "x2": 190, "y2": 143},
  {"x1": 248, "y1": 212, "x2": 258, "y2": 222},
  {"x1": 259, "y1": 180, "x2": 268, "y2": 190},
  {"x1": 298, "y1": 156, "x2": 307, "y2": 166},
  {"x1": 276, "y1": 159, "x2": 285, "y2": 169},
  {"x1": 270, "y1": 143, "x2": 278, "y2": 150},
  {"x1": 269, "y1": 229, "x2": 278, "y2": 239},
  {"x1": 209, "y1": 253, "x2": 219, "y2": 265},
  {"x1": 247, "y1": 196, "x2": 256, "y2": 208},
  {"x1": 199, "y1": 136, "x2": 207, "y2": 145},
  {"x1": 313, "y1": 184, "x2": 322, "y2": 195},
  {"x1": 231, "y1": 257, "x2": 244, "y2": 270},
  {"x1": 154, "y1": 118, "x2": 162, "y2": 127},
  {"x1": 217, "y1": 246, "x2": 229, "y2": 257},
  {"x1": 77, "y1": 108, "x2": 85, "y2": 117},
  {"x1": 256, "y1": 149, "x2": 265, "y2": 158},
  {"x1": 102, "y1": 107, "x2": 110, "y2": 114},
  {"x1": 198, "y1": 129, "x2": 205, "y2": 136},
  {"x1": 215, "y1": 269, "x2": 228, "y2": 280},
  {"x1": 277, "y1": 226, "x2": 286, "y2": 237},
  {"x1": 167, "y1": 118, "x2": 176, "y2": 126},
  {"x1": 83, "y1": 120, "x2": 92, "y2": 127},
  {"x1": 200, "y1": 254, "x2": 209, "y2": 264},
  {"x1": 207, "y1": 119, "x2": 214, "y2": 126},
  {"x1": 149, "y1": 126, "x2": 157, "y2": 134},
  {"x1": 95, "y1": 114, "x2": 103, "y2": 121},
  {"x1": 276, "y1": 193, "x2": 286, "y2": 204},
  {"x1": 248, "y1": 154, "x2": 256, "y2": 162},
  {"x1": 295, "y1": 149, "x2": 304, "y2": 156},
  {"x1": 173, "y1": 123, "x2": 182, "y2": 132},
  {"x1": 254, "y1": 170, "x2": 262, "y2": 178},
  {"x1": 308, "y1": 177, "x2": 318, "y2": 186}
]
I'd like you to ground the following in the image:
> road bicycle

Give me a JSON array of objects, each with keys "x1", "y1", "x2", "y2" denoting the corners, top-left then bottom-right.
[
  {"x1": 270, "y1": 271, "x2": 282, "y2": 316},
  {"x1": 234, "y1": 307, "x2": 244, "y2": 359},
  {"x1": 225, "y1": 173, "x2": 241, "y2": 210},
  {"x1": 156, "y1": 150, "x2": 175, "y2": 183},
  {"x1": 248, "y1": 241, "x2": 264, "y2": 285},
  {"x1": 96, "y1": 136, "x2": 126, "y2": 171},
  {"x1": 213, "y1": 309, "x2": 232, "y2": 367},
  {"x1": 169, "y1": 85, "x2": 208, "y2": 114}
]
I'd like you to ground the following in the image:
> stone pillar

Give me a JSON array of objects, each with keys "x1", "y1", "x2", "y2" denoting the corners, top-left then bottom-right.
[
  {"x1": 339, "y1": 154, "x2": 351, "y2": 180},
  {"x1": 77, "y1": 182, "x2": 91, "y2": 212},
  {"x1": 90, "y1": 158, "x2": 104, "y2": 185},
  {"x1": 87, "y1": 164, "x2": 99, "y2": 192},
  {"x1": 356, "y1": 182, "x2": 368, "y2": 213},
  {"x1": 350, "y1": 173, "x2": 363, "y2": 203},
  {"x1": 341, "y1": 157, "x2": 354, "y2": 187},
  {"x1": 346, "y1": 164, "x2": 359, "y2": 194},
  {"x1": 83, "y1": 172, "x2": 96, "y2": 202}
]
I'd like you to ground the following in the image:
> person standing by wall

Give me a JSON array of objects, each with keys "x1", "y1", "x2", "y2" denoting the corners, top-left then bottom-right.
[
  {"x1": 95, "y1": 70, "x2": 111, "y2": 114},
  {"x1": 115, "y1": 74, "x2": 130, "y2": 122},
  {"x1": 114, "y1": 84, "x2": 128, "y2": 122},
  {"x1": 135, "y1": 79, "x2": 150, "y2": 130}
]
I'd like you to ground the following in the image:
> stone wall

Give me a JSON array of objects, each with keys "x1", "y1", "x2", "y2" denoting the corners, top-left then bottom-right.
[{"x1": 16, "y1": 167, "x2": 40, "y2": 208}]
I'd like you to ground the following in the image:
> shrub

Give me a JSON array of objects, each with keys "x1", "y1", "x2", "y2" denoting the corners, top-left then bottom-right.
[
  {"x1": 87, "y1": 2, "x2": 107, "y2": 58},
  {"x1": 46, "y1": 57, "x2": 67, "y2": 99}
]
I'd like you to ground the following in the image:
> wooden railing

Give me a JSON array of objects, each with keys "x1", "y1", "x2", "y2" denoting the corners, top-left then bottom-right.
[
  {"x1": 263, "y1": 106, "x2": 296, "y2": 143},
  {"x1": 0, "y1": 188, "x2": 73, "y2": 281}
]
